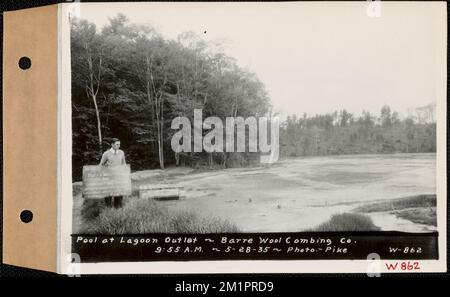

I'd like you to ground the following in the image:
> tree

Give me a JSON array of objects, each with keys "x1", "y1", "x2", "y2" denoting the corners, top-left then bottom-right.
[
  {"x1": 70, "y1": 14, "x2": 272, "y2": 173},
  {"x1": 380, "y1": 105, "x2": 392, "y2": 128},
  {"x1": 71, "y1": 18, "x2": 107, "y2": 156},
  {"x1": 339, "y1": 109, "x2": 352, "y2": 127}
]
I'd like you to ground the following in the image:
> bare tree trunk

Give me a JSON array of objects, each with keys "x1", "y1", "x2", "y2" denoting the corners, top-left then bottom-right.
[
  {"x1": 145, "y1": 53, "x2": 167, "y2": 170},
  {"x1": 153, "y1": 90, "x2": 165, "y2": 169},
  {"x1": 154, "y1": 99, "x2": 164, "y2": 169},
  {"x1": 92, "y1": 94, "x2": 103, "y2": 155},
  {"x1": 175, "y1": 152, "x2": 180, "y2": 166},
  {"x1": 85, "y1": 45, "x2": 103, "y2": 156},
  {"x1": 145, "y1": 58, "x2": 158, "y2": 162},
  {"x1": 157, "y1": 128, "x2": 164, "y2": 169},
  {"x1": 158, "y1": 93, "x2": 165, "y2": 169}
]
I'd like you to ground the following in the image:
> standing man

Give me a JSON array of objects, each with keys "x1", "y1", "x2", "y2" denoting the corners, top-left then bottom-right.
[{"x1": 99, "y1": 138, "x2": 126, "y2": 208}]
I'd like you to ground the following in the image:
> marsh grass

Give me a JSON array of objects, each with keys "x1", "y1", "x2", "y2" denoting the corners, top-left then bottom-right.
[
  {"x1": 352, "y1": 194, "x2": 437, "y2": 227},
  {"x1": 353, "y1": 194, "x2": 436, "y2": 213},
  {"x1": 311, "y1": 213, "x2": 381, "y2": 232},
  {"x1": 80, "y1": 199, "x2": 106, "y2": 221},
  {"x1": 396, "y1": 207, "x2": 437, "y2": 226},
  {"x1": 80, "y1": 198, "x2": 239, "y2": 234}
]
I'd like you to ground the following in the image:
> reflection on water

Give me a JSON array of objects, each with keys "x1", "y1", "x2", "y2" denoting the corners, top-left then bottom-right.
[{"x1": 271, "y1": 153, "x2": 436, "y2": 204}]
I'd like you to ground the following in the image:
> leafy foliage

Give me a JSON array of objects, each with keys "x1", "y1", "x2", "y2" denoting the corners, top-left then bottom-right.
[
  {"x1": 71, "y1": 15, "x2": 271, "y2": 179},
  {"x1": 281, "y1": 107, "x2": 436, "y2": 157}
]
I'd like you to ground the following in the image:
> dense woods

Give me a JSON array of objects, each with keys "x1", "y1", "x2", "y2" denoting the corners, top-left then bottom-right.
[
  {"x1": 72, "y1": 15, "x2": 270, "y2": 179},
  {"x1": 72, "y1": 15, "x2": 436, "y2": 180},
  {"x1": 280, "y1": 105, "x2": 436, "y2": 157}
]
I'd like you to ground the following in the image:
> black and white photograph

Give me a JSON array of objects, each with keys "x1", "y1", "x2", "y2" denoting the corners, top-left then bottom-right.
[{"x1": 61, "y1": 2, "x2": 446, "y2": 273}]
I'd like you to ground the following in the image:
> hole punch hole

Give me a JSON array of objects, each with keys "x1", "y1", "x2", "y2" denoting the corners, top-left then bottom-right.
[
  {"x1": 18, "y1": 56, "x2": 31, "y2": 70},
  {"x1": 20, "y1": 210, "x2": 33, "y2": 223}
]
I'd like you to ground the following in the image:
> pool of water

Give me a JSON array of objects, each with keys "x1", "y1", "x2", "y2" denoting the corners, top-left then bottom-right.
[{"x1": 163, "y1": 153, "x2": 436, "y2": 232}]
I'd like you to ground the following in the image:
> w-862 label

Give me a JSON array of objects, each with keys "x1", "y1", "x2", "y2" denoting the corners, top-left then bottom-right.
[{"x1": 388, "y1": 246, "x2": 423, "y2": 254}]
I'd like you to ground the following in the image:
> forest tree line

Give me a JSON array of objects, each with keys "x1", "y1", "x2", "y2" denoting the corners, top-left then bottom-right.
[
  {"x1": 280, "y1": 105, "x2": 436, "y2": 157},
  {"x1": 71, "y1": 14, "x2": 436, "y2": 180},
  {"x1": 71, "y1": 14, "x2": 270, "y2": 179}
]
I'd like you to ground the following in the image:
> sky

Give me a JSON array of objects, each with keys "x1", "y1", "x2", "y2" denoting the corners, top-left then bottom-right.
[{"x1": 69, "y1": 2, "x2": 446, "y2": 119}]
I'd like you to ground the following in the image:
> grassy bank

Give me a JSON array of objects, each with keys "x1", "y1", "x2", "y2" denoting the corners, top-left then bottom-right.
[
  {"x1": 79, "y1": 198, "x2": 240, "y2": 234},
  {"x1": 309, "y1": 213, "x2": 381, "y2": 232},
  {"x1": 353, "y1": 194, "x2": 437, "y2": 226},
  {"x1": 353, "y1": 194, "x2": 436, "y2": 212},
  {"x1": 395, "y1": 207, "x2": 436, "y2": 226}
]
